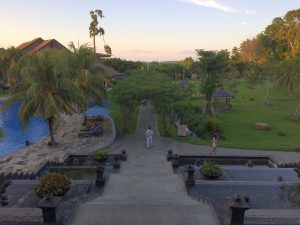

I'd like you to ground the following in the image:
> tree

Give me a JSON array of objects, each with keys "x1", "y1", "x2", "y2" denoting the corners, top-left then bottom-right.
[
  {"x1": 245, "y1": 63, "x2": 261, "y2": 100},
  {"x1": 89, "y1": 10, "x2": 105, "y2": 52},
  {"x1": 68, "y1": 42, "x2": 108, "y2": 103},
  {"x1": 153, "y1": 84, "x2": 185, "y2": 136},
  {"x1": 230, "y1": 47, "x2": 248, "y2": 77},
  {"x1": 277, "y1": 57, "x2": 300, "y2": 91},
  {"x1": 89, "y1": 9, "x2": 112, "y2": 55},
  {"x1": 8, "y1": 49, "x2": 88, "y2": 145},
  {"x1": 178, "y1": 57, "x2": 194, "y2": 79},
  {"x1": 100, "y1": 58, "x2": 143, "y2": 73},
  {"x1": 276, "y1": 56, "x2": 300, "y2": 120},
  {"x1": 0, "y1": 47, "x2": 23, "y2": 85},
  {"x1": 239, "y1": 34, "x2": 268, "y2": 64},
  {"x1": 110, "y1": 77, "x2": 141, "y2": 133},
  {"x1": 196, "y1": 49, "x2": 229, "y2": 117}
]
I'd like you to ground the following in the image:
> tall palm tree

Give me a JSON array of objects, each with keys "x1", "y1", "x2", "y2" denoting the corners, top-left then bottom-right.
[
  {"x1": 8, "y1": 49, "x2": 88, "y2": 145},
  {"x1": 68, "y1": 42, "x2": 109, "y2": 103}
]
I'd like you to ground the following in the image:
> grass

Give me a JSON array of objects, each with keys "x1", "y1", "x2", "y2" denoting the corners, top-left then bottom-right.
[
  {"x1": 106, "y1": 104, "x2": 139, "y2": 134},
  {"x1": 160, "y1": 79, "x2": 300, "y2": 151}
]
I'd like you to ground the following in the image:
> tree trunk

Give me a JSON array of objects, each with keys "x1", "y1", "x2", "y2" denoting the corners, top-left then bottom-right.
[
  {"x1": 93, "y1": 35, "x2": 96, "y2": 52},
  {"x1": 202, "y1": 95, "x2": 215, "y2": 117},
  {"x1": 121, "y1": 107, "x2": 130, "y2": 133},
  {"x1": 48, "y1": 117, "x2": 56, "y2": 144},
  {"x1": 264, "y1": 79, "x2": 270, "y2": 106}
]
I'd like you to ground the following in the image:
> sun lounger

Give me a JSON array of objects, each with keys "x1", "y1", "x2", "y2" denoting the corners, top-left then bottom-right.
[{"x1": 78, "y1": 125, "x2": 103, "y2": 137}]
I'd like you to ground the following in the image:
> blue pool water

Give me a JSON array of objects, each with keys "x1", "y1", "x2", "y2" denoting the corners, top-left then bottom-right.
[{"x1": 0, "y1": 101, "x2": 49, "y2": 156}]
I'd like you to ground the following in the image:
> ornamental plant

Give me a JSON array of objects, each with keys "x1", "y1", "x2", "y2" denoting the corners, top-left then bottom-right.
[
  {"x1": 35, "y1": 172, "x2": 71, "y2": 198},
  {"x1": 200, "y1": 161, "x2": 222, "y2": 177},
  {"x1": 91, "y1": 150, "x2": 108, "y2": 161}
]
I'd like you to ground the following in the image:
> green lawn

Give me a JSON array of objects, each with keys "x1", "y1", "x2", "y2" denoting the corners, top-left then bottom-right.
[
  {"x1": 106, "y1": 104, "x2": 139, "y2": 134},
  {"x1": 161, "y1": 79, "x2": 300, "y2": 151}
]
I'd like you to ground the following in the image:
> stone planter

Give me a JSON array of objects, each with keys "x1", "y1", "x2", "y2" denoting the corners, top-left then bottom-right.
[
  {"x1": 92, "y1": 155, "x2": 109, "y2": 162},
  {"x1": 200, "y1": 168, "x2": 222, "y2": 179}
]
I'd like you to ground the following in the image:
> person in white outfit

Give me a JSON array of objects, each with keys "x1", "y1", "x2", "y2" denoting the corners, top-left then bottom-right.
[
  {"x1": 145, "y1": 126, "x2": 153, "y2": 148},
  {"x1": 210, "y1": 133, "x2": 218, "y2": 156}
]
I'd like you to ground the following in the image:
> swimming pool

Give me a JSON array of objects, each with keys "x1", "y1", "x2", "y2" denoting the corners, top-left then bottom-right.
[{"x1": 0, "y1": 101, "x2": 49, "y2": 156}]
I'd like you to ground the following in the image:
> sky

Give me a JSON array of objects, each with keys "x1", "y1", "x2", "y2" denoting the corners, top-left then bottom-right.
[{"x1": 0, "y1": 0, "x2": 299, "y2": 61}]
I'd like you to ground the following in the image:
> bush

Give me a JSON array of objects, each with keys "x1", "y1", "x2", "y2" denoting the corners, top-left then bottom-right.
[
  {"x1": 35, "y1": 172, "x2": 71, "y2": 198},
  {"x1": 91, "y1": 150, "x2": 108, "y2": 161},
  {"x1": 201, "y1": 117, "x2": 223, "y2": 136},
  {"x1": 200, "y1": 161, "x2": 222, "y2": 177}
]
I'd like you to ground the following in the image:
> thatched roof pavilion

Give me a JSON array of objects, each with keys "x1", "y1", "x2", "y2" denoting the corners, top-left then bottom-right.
[
  {"x1": 97, "y1": 63, "x2": 123, "y2": 81},
  {"x1": 212, "y1": 89, "x2": 234, "y2": 112}
]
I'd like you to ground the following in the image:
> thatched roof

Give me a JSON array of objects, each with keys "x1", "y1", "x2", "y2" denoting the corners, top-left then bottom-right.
[
  {"x1": 97, "y1": 63, "x2": 123, "y2": 80},
  {"x1": 16, "y1": 37, "x2": 70, "y2": 55},
  {"x1": 213, "y1": 89, "x2": 234, "y2": 99}
]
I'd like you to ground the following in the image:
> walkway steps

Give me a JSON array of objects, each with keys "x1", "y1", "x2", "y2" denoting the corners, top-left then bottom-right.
[
  {"x1": 71, "y1": 203, "x2": 217, "y2": 225},
  {"x1": 70, "y1": 104, "x2": 219, "y2": 225},
  {"x1": 91, "y1": 174, "x2": 198, "y2": 204}
]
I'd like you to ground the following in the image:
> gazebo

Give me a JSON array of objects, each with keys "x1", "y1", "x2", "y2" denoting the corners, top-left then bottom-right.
[{"x1": 212, "y1": 89, "x2": 234, "y2": 112}]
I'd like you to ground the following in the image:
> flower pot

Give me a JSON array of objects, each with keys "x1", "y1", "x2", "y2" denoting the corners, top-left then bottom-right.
[{"x1": 200, "y1": 168, "x2": 223, "y2": 179}]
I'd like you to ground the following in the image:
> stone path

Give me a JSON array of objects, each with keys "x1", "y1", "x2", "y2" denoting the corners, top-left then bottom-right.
[
  {"x1": 70, "y1": 105, "x2": 219, "y2": 225},
  {"x1": 0, "y1": 114, "x2": 116, "y2": 174}
]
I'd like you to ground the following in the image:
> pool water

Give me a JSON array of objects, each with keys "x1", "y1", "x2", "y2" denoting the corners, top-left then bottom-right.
[{"x1": 0, "y1": 101, "x2": 49, "y2": 156}]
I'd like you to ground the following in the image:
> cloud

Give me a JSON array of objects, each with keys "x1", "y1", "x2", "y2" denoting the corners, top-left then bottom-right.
[
  {"x1": 179, "y1": 0, "x2": 237, "y2": 13},
  {"x1": 245, "y1": 10, "x2": 256, "y2": 15},
  {"x1": 240, "y1": 22, "x2": 247, "y2": 27}
]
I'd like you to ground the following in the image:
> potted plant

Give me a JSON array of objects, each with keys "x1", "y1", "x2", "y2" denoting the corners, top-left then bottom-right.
[
  {"x1": 35, "y1": 172, "x2": 71, "y2": 198},
  {"x1": 91, "y1": 150, "x2": 109, "y2": 162},
  {"x1": 200, "y1": 161, "x2": 222, "y2": 179}
]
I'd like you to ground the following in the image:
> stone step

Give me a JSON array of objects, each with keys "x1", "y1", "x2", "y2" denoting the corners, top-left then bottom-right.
[
  {"x1": 70, "y1": 203, "x2": 219, "y2": 225},
  {"x1": 93, "y1": 173, "x2": 193, "y2": 204},
  {"x1": 245, "y1": 209, "x2": 300, "y2": 224},
  {"x1": 0, "y1": 208, "x2": 43, "y2": 223}
]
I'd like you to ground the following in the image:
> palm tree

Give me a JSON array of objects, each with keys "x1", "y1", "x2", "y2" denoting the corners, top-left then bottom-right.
[
  {"x1": 277, "y1": 58, "x2": 300, "y2": 92},
  {"x1": 276, "y1": 57, "x2": 300, "y2": 120},
  {"x1": 8, "y1": 49, "x2": 88, "y2": 145},
  {"x1": 68, "y1": 42, "x2": 109, "y2": 103},
  {"x1": 0, "y1": 47, "x2": 23, "y2": 86}
]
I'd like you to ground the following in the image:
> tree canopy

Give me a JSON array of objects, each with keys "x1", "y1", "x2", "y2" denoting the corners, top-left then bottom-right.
[{"x1": 8, "y1": 49, "x2": 88, "y2": 144}]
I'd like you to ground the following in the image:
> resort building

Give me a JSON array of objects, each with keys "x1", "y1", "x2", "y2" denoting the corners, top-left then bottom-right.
[{"x1": 16, "y1": 37, "x2": 70, "y2": 55}]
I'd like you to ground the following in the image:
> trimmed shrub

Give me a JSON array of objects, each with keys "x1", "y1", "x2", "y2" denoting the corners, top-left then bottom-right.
[
  {"x1": 200, "y1": 161, "x2": 222, "y2": 177},
  {"x1": 91, "y1": 150, "x2": 108, "y2": 162},
  {"x1": 35, "y1": 172, "x2": 71, "y2": 198}
]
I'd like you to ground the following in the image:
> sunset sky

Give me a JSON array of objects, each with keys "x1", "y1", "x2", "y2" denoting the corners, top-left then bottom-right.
[{"x1": 0, "y1": 0, "x2": 299, "y2": 61}]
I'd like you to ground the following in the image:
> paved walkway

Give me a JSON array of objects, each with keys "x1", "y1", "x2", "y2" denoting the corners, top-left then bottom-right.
[
  {"x1": 0, "y1": 114, "x2": 116, "y2": 174},
  {"x1": 70, "y1": 105, "x2": 219, "y2": 225}
]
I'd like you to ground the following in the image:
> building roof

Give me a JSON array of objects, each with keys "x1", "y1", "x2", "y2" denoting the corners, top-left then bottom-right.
[
  {"x1": 213, "y1": 89, "x2": 234, "y2": 99},
  {"x1": 96, "y1": 52, "x2": 111, "y2": 58},
  {"x1": 16, "y1": 37, "x2": 70, "y2": 55},
  {"x1": 97, "y1": 63, "x2": 123, "y2": 80}
]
